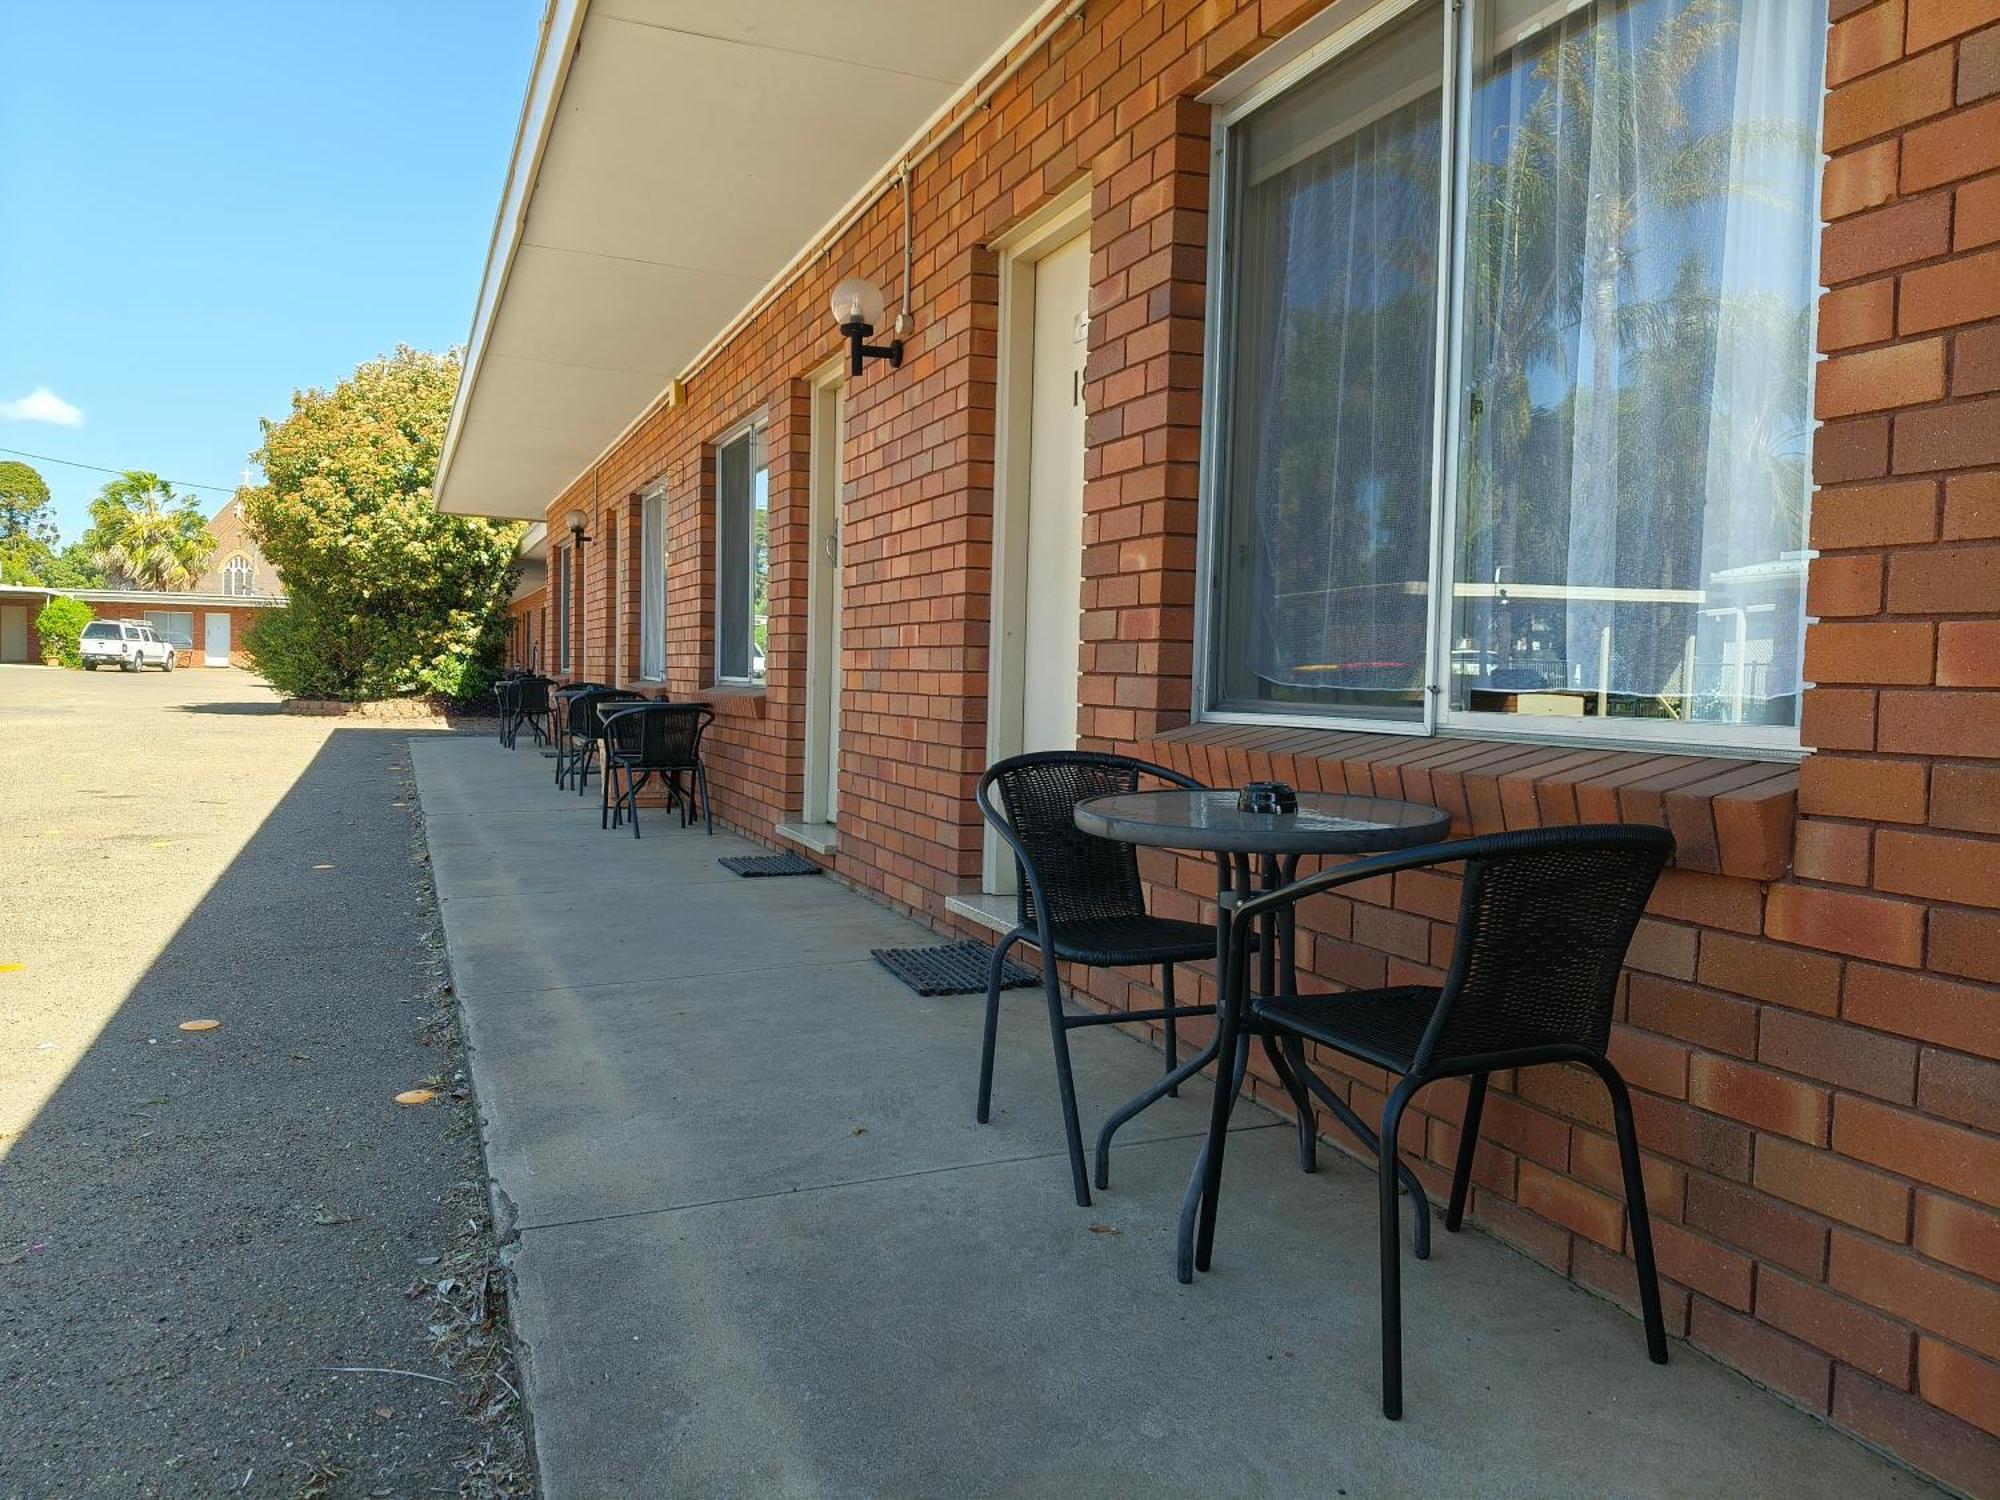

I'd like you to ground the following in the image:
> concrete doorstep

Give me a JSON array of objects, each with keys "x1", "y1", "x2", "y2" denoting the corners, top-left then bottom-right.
[{"x1": 411, "y1": 737, "x2": 1933, "y2": 1500}]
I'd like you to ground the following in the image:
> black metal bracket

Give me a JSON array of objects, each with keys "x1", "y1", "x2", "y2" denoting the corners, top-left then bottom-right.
[{"x1": 841, "y1": 321, "x2": 903, "y2": 376}]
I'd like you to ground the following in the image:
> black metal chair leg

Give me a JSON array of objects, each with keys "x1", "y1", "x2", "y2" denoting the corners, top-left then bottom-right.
[
  {"x1": 1295, "y1": 1062, "x2": 1431, "y2": 1259},
  {"x1": 1378, "y1": 1075, "x2": 1422, "y2": 1421},
  {"x1": 1040, "y1": 959, "x2": 1092, "y2": 1207},
  {"x1": 976, "y1": 929, "x2": 1022, "y2": 1125},
  {"x1": 601, "y1": 757, "x2": 613, "y2": 829},
  {"x1": 1590, "y1": 1058, "x2": 1670, "y2": 1365},
  {"x1": 1161, "y1": 962, "x2": 1180, "y2": 1095},
  {"x1": 698, "y1": 764, "x2": 713, "y2": 835},
  {"x1": 1264, "y1": 1034, "x2": 1318, "y2": 1173},
  {"x1": 1447, "y1": 1072, "x2": 1489, "y2": 1232}
]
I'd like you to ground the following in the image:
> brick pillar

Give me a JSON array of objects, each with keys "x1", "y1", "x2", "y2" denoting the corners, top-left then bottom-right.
[
  {"x1": 1079, "y1": 94, "x2": 1210, "y2": 747},
  {"x1": 1801, "y1": 1, "x2": 2000, "y2": 1488}
]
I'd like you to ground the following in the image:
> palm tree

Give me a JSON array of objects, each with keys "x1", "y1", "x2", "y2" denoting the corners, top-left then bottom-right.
[{"x1": 87, "y1": 472, "x2": 217, "y2": 591}]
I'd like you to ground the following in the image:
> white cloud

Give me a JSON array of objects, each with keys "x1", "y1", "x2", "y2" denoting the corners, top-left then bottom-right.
[{"x1": 0, "y1": 387, "x2": 84, "y2": 426}]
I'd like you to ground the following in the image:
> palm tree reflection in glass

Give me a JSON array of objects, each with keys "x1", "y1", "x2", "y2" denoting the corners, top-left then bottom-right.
[{"x1": 1222, "y1": 0, "x2": 1823, "y2": 731}]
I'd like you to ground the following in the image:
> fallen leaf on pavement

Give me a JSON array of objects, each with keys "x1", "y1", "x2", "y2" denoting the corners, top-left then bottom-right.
[
  {"x1": 1087, "y1": 1223, "x2": 1122, "y2": 1236},
  {"x1": 178, "y1": 1019, "x2": 221, "y2": 1032},
  {"x1": 394, "y1": 1089, "x2": 437, "y2": 1106}
]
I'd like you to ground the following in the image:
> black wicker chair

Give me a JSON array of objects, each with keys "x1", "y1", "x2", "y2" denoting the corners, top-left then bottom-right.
[
  {"x1": 492, "y1": 675, "x2": 518, "y2": 745},
  {"x1": 556, "y1": 687, "x2": 641, "y2": 792},
  {"x1": 1191, "y1": 824, "x2": 1675, "y2": 1420},
  {"x1": 545, "y1": 681, "x2": 605, "y2": 763},
  {"x1": 598, "y1": 701, "x2": 714, "y2": 836},
  {"x1": 503, "y1": 675, "x2": 554, "y2": 750},
  {"x1": 975, "y1": 750, "x2": 1260, "y2": 1207}
]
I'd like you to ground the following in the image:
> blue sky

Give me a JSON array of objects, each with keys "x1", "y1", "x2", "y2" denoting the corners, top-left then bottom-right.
[{"x1": 0, "y1": 0, "x2": 542, "y2": 541}]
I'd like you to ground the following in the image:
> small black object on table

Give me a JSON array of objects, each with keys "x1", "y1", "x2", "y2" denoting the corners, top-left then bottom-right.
[{"x1": 1073, "y1": 786, "x2": 1449, "y2": 1282}]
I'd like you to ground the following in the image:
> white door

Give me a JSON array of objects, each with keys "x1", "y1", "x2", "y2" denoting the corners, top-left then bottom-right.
[
  {"x1": 203, "y1": 612, "x2": 230, "y2": 666},
  {"x1": 0, "y1": 606, "x2": 26, "y2": 663},
  {"x1": 805, "y1": 377, "x2": 846, "y2": 825},
  {"x1": 823, "y1": 387, "x2": 844, "y2": 819},
  {"x1": 1020, "y1": 233, "x2": 1090, "y2": 752}
]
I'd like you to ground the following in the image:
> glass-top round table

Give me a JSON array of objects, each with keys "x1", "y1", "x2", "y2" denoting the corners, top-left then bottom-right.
[
  {"x1": 1074, "y1": 789, "x2": 1448, "y2": 857},
  {"x1": 1074, "y1": 787, "x2": 1450, "y2": 1282}
]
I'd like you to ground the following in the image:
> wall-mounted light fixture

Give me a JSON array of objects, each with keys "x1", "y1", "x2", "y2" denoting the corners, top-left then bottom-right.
[{"x1": 830, "y1": 277, "x2": 903, "y2": 377}]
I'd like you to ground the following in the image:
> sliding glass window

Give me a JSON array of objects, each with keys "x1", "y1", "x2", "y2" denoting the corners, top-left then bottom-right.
[
  {"x1": 1203, "y1": 0, "x2": 1824, "y2": 749},
  {"x1": 1209, "y1": 0, "x2": 1447, "y2": 724},
  {"x1": 716, "y1": 424, "x2": 769, "y2": 685},
  {"x1": 639, "y1": 488, "x2": 667, "y2": 681}
]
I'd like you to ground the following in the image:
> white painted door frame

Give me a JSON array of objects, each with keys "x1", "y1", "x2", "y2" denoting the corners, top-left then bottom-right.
[
  {"x1": 981, "y1": 180, "x2": 1093, "y2": 894},
  {"x1": 203, "y1": 612, "x2": 230, "y2": 667},
  {"x1": 0, "y1": 605, "x2": 27, "y2": 663},
  {"x1": 803, "y1": 362, "x2": 846, "y2": 826}
]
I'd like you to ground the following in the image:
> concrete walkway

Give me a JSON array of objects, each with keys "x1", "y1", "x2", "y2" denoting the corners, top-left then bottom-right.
[{"x1": 412, "y1": 737, "x2": 1930, "y2": 1500}]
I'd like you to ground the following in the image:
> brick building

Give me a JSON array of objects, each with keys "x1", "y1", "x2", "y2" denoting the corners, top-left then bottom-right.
[
  {"x1": 0, "y1": 586, "x2": 272, "y2": 668},
  {"x1": 0, "y1": 497, "x2": 282, "y2": 667},
  {"x1": 185, "y1": 494, "x2": 280, "y2": 602},
  {"x1": 443, "y1": 3, "x2": 2000, "y2": 1488}
]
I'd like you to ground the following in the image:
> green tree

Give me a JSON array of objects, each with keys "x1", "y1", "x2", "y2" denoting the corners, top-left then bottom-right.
[
  {"x1": 240, "y1": 346, "x2": 521, "y2": 701},
  {"x1": 34, "y1": 596, "x2": 94, "y2": 668},
  {"x1": 0, "y1": 460, "x2": 55, "y2": 542},
  {"x1": 85, "y1": 471, "x2": 216, "y2": 590},
  {"x1": 0, "y1": 460, "x2": 59, "y2": 583},
  {"x1": 41, "y1": 541, "x2": 106, "y2": 588}
]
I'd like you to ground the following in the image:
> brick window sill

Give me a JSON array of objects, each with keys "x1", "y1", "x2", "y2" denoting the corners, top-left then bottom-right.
[
  {"x1": 702, "y1": 684, "x2": 768, "y2": 721},
  {"x1": 1132, "y1": 724, "x2": 1798, "y2": 882}
]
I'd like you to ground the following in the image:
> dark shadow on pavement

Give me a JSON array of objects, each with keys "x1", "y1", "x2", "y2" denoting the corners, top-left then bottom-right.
[
  {"x1": 175, "y1": 699, "x2": 286, "y2": 716},
  {"x1": 0, "y1": 728, "x2": 508, "y2": 1499}
]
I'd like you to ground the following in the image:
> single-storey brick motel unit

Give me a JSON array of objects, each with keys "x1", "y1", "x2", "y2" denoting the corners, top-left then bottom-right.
[
  {"x1": 0, "y1": 498, "x2": 282, "y2": 667},
  {"x1": 437, "y1": 1, "x2": 1999, "y2": 1490}
]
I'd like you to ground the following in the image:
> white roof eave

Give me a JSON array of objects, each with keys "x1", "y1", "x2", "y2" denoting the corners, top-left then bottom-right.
[{"x1": 433, "y1": 0, "x2": 1054, "y2": 522}]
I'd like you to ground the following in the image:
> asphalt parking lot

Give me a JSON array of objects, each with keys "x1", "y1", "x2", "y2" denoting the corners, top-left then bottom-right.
[{"x1": 0, "y1": 664, "x2": 525, "y2": 1499}]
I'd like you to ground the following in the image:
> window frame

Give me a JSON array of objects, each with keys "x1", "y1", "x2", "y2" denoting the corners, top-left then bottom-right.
[
  {"x1": 713, "y1": 415, "x2": 770, "y2": 687},
  {"x1": 142, "y1": 609, "x2": 194, "y2": 649},
  {"x1": 639, "y1": 483, "x2": 667, "y2": 682},
  {"x1": 220, "y1": 554, "x2": 255, "y2": 597},
  {"x1": 1191, "y1": 0, "x2": 1822, "y2": 758}
]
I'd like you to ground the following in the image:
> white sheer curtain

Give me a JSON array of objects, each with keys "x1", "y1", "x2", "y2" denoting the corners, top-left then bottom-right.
[
  {"x1": 1454, "y1": 0, "x2": 1822, "y2": 726},
  {"x1": 1215, "y1": 1, "x2": 1445, "y2": 717},
  {"x1": 639, "y1": 490, "x2": 666, "y2": 679}
]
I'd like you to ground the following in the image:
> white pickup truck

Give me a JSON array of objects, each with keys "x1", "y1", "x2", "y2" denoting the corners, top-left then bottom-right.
[{"x1": 79, "y1": 619, "x2": 176, "y2": 672}]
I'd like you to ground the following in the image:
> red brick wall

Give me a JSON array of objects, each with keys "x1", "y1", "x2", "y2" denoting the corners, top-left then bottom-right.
[
  {"x1": 188, "y1": 496, "x2": 280, "y2": 599},
  {"x1": 78, "y1": 600, "x2": 264, "y2": 669},
  {"x1": 532, "y1": 2, "x2": 1999, "y2": 1486},
  {"x1": 5, "y1": 593, "x2": 48, "y2": 662}
]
